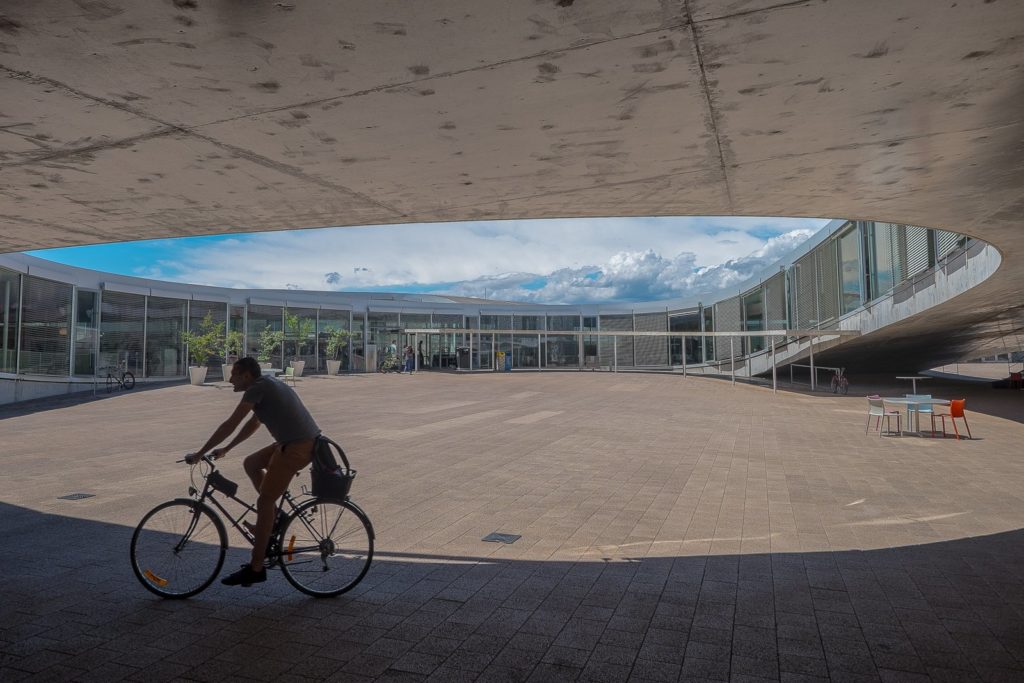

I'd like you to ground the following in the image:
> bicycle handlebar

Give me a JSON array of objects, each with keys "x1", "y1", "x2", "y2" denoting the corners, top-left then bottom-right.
[{"x1": 178, "y1": 454, "x2": 216, "y2": 466}]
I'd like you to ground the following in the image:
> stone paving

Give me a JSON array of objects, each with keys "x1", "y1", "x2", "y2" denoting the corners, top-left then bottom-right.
[{"x1": 2, "y1": 371, "x2": 1024, "y2": 682}]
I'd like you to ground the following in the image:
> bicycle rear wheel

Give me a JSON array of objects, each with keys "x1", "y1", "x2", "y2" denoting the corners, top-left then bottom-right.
[
  {"x1": 130, "y1": 500, "x2": 227, "y2": 599},
  {"x1": 279, "y1": 498, "x2": 373, "y2": 597},
  {"x1": 122, "y1": 372, "x2": 135, "y2": 390}
]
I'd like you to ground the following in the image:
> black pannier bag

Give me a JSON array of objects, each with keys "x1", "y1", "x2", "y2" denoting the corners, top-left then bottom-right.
[{"x1": 311, "y1": 435, "x2": 356, "y2": 500}]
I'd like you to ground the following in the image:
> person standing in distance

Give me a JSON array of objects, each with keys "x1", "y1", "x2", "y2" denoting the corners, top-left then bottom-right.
[{"x1": 185, "y1": 356, "x2": 320, "y2": 587}]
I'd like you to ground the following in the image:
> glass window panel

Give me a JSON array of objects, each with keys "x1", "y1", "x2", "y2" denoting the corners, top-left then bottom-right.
[
  {"x1": 247, "y1": 304, "x2": 283, "y2": 366},
  {"x1": 702, "y1": 307, "x2": 714, "y2": 362},
  {"x1": 73, "y1": 289, "x2": 98, "y2": 376},
  {"x1": 146, "y1": 296, "x2": 186, "y2": 377},
  {"x1": 228, "y1": 305, "x2": 245, "y2": 361},
  {"x1": 547, "y1": 315, "x2": 580, "y2": 332},
  {"x1": 581, "y1": 316, "x2": 598, "y2": 368},
  {"x1": 19, "y1": 276, "x2": 72, "y2": 375},
  {"x1": 99, "y1": 291, "x2": 145, "y2": 376},
  {"x1": 368, "y1": 311, "x2": 400, "y2": 367},
  {"x1": 742, "y1": 289, "x2": 765, "y2": 353},
  {"x1": 634, "y1": 312, "x2": 666, "y2": 366},
  {"x1": 714, "y1": 297, "x2": 742, "y2": 359},
  {"x1": 669, "y1": 311, "x2": 700, "y2": 365},
  {"x1": 284, "y1": 307, "x2": 317, "y2": 371},
  {"x1": 512, "y1": 333, "x2": 539, "y2": 368},
  {"x1": 0, "y1": 268, "x2": 21, "y2": 373},
  {"x1": 513, "y1": 315, "x2": 544, "y2": 330},
  {"x1": 432, "y1": 313, "x2": 462, "y2": 329},
  {"x1": 350, "y1": 314, "x2": 366, "y2": 371},
  {"x1": 318, "y1": 308, "x2": 351, "y2": 372},
  {"x1": 599, "y1": 315, "x2": 632, "y2": 367},
  {"x1": 190, "y1": 301, "x2": 226, "y2": 370},
  {"x1": 838, "y1": 228, "x2": 863, "y2": 315}
]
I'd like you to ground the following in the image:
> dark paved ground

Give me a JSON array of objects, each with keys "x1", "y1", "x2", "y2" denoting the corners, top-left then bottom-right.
[{"x1": 3, "y1": 371, "x2": 1023, "y2": 681}]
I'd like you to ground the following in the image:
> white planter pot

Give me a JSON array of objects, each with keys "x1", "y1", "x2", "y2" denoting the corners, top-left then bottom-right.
[
  {"x1": 222, "y1": 365, "x2": 232, "y2": 382},
  {"x1": 290, "y1": 360, "x2": 305, "y2": 377},
  {"x1": 326, "y1": 359, "x2": 341, "y2": 376},
  {"x1": 188, "y1": 366, "x2": 208, "y2": 386}
]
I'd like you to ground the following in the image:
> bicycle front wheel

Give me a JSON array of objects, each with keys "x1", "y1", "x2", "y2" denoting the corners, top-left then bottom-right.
[
  {"x1": 279, "y1": 498, "x2": 373, "y2": 598},
  {"x1": 130, "y1": 500, "x2": 227, "y2": 599},
  {"x1": 122, "y1": 372, "x2": 135, "y2": 390}
]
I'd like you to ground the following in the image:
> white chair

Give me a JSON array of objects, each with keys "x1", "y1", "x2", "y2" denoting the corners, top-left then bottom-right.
[
  {"x1": 866, "y1": 396, "x2": 901, "y2": 437},
  {"x1": 283, "y1": 366, "x2": 297, "y2": 386},
  {"x1": 905, "y1": 394, "x2": 935, "y2": 435}
]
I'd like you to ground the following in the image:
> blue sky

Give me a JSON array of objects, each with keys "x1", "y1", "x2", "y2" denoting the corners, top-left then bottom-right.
[{"x1": 28, "y1": 216, "x2": 830, "y2": 304}]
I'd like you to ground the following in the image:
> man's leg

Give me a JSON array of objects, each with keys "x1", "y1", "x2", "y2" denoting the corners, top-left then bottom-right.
[
  {"x1": 248, "y1": 438, "x2": 316, "y2": 571},
  {"x1": 242, "y1": 443, "x2": 277, "y2": 493}
]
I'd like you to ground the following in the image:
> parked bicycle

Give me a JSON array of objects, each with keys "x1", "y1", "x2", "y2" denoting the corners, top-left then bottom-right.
[
  {"x1": 103, "y1": 359, "x2": 135, "y2": 392},
  {"x1": 830, "y1": 367, "x2": 850, "y2": 395},
  {"x1": 378, "y1": 354, "x2": 402, "y2": 373},
  {"x1": 130, "y1": 436, "x2": 374, "y2": 599}
]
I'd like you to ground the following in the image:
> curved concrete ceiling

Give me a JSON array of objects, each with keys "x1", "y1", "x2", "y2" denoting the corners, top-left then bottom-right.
[{"x1": 2, "y1": 0, "x2": 1023, "y2": 360}]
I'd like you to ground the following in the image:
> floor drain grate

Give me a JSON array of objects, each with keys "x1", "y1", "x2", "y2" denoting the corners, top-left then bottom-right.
[
  {"x1": 482, "y1": 532, "x2": 521, "y2": 544},
  {"x1": 57, "y1": 493, "x2": 95, "y2": 500}
]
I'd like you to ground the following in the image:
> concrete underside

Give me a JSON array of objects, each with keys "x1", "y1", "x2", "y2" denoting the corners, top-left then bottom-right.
[
  {"x1": 1, "y1": 0, "x2": 1023, "y2": 360},
  {"x1": 3, "y1": 372, "x2": 1024, "y2": 680}
]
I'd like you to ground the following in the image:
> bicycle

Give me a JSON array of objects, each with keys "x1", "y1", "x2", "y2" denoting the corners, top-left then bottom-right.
[
  {"x1": 378, "y1": 354, "x2": 402, "y2": 373},
  {"x1": 830, "y1": 367, "x2": 850, "y2": 395},
  {"x1": 129, "y1": 437, "x2": 374, "y2": 599},
  {"x1": 103, "y1": 360, "x2": 135, "y2": 392}
]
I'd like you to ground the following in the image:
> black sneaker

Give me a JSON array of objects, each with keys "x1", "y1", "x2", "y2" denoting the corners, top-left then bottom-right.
[{"x1": 221, "y1": 564, "x2": 267, "y2": 587}]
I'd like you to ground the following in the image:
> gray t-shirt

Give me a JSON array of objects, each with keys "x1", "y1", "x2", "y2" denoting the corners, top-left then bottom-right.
[{"x1": 242, "y1": 376, "x2": 320, "y2": 444}]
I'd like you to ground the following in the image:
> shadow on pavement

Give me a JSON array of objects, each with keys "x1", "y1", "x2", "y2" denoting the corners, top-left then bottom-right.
[{"x1": 2, "y1": 501, "x2": 1023, "y2": 680}]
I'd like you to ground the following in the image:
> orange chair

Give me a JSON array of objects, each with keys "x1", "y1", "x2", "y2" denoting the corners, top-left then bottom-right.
[{"x1": 936, "y1": 399, "x2": 972, "y2": 440}]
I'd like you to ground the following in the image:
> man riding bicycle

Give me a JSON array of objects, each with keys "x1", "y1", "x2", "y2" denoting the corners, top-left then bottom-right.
[{"x1": 186, "y1": 356, "x2": 320, "y2": 587}]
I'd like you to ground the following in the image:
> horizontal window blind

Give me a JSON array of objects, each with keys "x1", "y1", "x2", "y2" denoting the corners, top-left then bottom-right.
[
  {"x1": 100, "y1": 291, "x2": 145, "y2": 375},
  {"x1": 146, "y1": 297, "x2": 186, "y2": 377},
  {"x1": 0, "y1": 268, "x2": 20, "y2": 373},
  {"x1": 19, "y1": 275, "x2": 72, "y2": 376},
  {"x1": 634, "y1": 312, "x2": 667, "y2": 366}
]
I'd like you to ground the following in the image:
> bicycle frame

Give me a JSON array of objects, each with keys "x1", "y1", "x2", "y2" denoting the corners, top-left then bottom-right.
[{"x1": 185, "y1": 459, "x2": 342, "y2": 561}]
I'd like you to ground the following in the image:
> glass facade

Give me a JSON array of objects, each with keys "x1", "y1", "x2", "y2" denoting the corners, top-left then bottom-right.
[{"x1": 0, "y1": 220, "x2": 974, "y2": 394}]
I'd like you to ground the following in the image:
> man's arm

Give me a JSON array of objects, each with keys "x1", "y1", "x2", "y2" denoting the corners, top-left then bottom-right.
[
  {"x1": 215, "y1": 414, "x2": 262, "y2": 457},
  {"x1": 194, "y1": 401, "x2": 257, "y2": 458}
]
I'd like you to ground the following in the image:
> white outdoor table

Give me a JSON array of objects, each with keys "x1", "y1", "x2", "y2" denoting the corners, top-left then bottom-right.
[
  {"x1": 261, "y1": 367, "x2": 282, "y2": 377},
  {"x1": 882, "y1": 397, "x2": 950, "y2": 434},
  {"x1": 896, "y1": 375, "x2": 931, "y2": 393}
]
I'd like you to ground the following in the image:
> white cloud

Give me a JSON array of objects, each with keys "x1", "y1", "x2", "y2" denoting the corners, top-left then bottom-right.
[
  {"x1": 53, "y1": 216, "x2": 829, "y2": 303},
  {"x1": 439, "y1": 227, "x2": 818, "y2": 304}
]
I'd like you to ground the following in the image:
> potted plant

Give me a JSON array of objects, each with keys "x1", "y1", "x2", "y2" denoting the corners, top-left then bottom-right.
[
  {"x1": 222, "y1": 329, "x2": 244, "y2": 381},
  {"x1": 180, "y1": 312, "x2": 224, "y2": 385},
  {"x1": 256, "y1": 325, "x2": 284, "y2": 369},
  {"x1": 324, "y1": 329, "x2": 351, "y2": 375},
  {"x1": 284, "y1": 310, "x2": 315, "y2": 376}
]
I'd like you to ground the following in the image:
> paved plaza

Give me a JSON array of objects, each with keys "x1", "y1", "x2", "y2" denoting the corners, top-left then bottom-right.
[{"x1": 2, "y1": 371, "x2": 1024, "y2": 682}]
